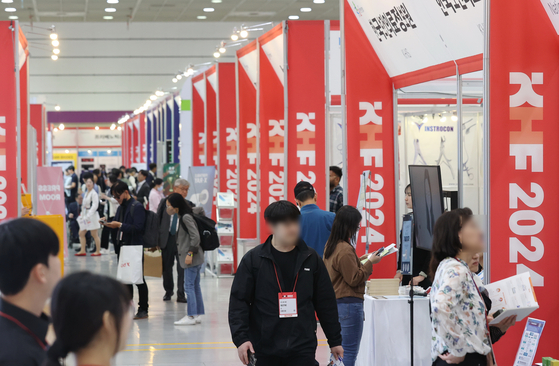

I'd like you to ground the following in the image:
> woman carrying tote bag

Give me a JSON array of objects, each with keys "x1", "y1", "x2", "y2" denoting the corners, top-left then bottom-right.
[{"x1": 165, "y1": 193, "x2": 205, "y2": 326}]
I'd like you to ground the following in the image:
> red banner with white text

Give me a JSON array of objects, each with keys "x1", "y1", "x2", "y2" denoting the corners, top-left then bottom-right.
[
  {"x1": 30, "y1": 104, "x2": 45, "y2": 167},
  {"x1": 206, "y1": 66, "x2": 218, "y2": 220},
  {"x1": 286, "y1": 21, "x2": 327, "y2": 210},
  {"x1": 489, "y1": 0, "x2": 559, "y2": 362},
  {"x1": 192, "y1": 73, "x2": 206, "y2": 166},
  {"x1": 345, "y1": 1, "x2": 396, "y2": 277},
  {"x1": 259, "y1": 24, "x2": 285, "y2": 239},
  {"x1": 20, "y1": 59, "x2": 29, "y2": 190},
  {"x1": 0, "y1": 22, "x2": 22, "y2": 221},
  {"x1": 237, "y1": 42, "x2": 259, "y2": 240}
]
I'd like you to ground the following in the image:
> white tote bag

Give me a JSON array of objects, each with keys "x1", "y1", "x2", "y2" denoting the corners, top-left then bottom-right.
[{"x1": 117, "y1": 245, "x2": 144, "y2": 285}]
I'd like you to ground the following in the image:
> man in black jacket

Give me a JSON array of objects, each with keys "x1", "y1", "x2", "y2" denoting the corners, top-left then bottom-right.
[
  {"x1": 229, "y1": 200, "x2": 343, "y2": 365},
  {"x1": 102, "y1": 181, "x2": 149, "y2": 320},
  {"x1": 134, "y1": 170, "x2": 150, "y2": 207}
]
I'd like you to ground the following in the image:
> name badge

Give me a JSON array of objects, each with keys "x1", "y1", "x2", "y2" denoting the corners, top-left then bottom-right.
[{"x1": 278, "y1": 292, "x2": 298, "y2": 318}]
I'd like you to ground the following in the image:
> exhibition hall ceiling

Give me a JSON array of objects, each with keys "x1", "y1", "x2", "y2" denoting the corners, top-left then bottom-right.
[{"x1": 0, "y1": 0, "x2": 339, "y2": 22}]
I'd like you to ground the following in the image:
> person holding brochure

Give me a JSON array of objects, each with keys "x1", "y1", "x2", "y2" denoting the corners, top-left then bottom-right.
[
  {"x1": 429, "y1": 208, "x2": 492, "y2": 366},
  {"x1": 229, "y1": 200, "x2": 343, "y2": 366},
  {"x1": 323, "y1": 205, "x2": 382, "y2": 366}
]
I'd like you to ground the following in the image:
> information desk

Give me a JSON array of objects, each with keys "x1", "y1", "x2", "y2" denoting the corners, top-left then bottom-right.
[{"x1": 356, "y1": 295, "x2": 432, "y2": 366}]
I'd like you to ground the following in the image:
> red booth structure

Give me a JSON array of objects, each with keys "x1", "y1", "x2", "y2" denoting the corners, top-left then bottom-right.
[{"x1": 343, "y1": 0, "x2": 558, "y2": 361}]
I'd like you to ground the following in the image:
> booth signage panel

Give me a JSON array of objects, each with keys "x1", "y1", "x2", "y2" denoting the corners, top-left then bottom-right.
[
  {"x1": 237, "y1": 42, "x2": 259, "y2": 239},
  {"x1": 259, "y1": 25, "x2": 285, "y2": 238},
  {"x1": 180, "y1": 78, "x2": 193, "y2": 171},
  {"x1": 77, "y1": 128, "x2": 122, "y2": 148},
  {"x1": 52, "y1": 128, "x2": 77, "y2": 147},
  {"x1": 218, "y1": 63, "x2": 238, "y2": 201},
  {"x1": 30, "y1": 104, "x2": 45, "y2": 166},
  {"x1": 20, "y1": 59, "x2": 29, "y2": 189},
  {"x1": 205, "y1": 66, "x2": 218, "y2": 220},
  {"x1": 347, "y1": 0, "x2": 482, "y2": 79},
  {"x1": 345, "y1": 1, "x2": 397, "y2": 277},
  {"x1": 193, "y1": 74, "x2": 206, "y2": 166},
  {"x1": 489, "y1": 0, "x2": 559, "y2": 361}
]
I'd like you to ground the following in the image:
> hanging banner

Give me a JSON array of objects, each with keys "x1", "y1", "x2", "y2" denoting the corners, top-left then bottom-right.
[
  {"x1": 286, "y1": 21, "x2": 327, "y2": 209},
  {"x1": 237, "y1": 41, "x2": 259, "y2": 240},
  {"x1": 140, "y1": 113, "x2": 146, "y2": 164},
  {"x1": 489, "y1": 0, "x2": 559, "y2": 362},
  {"x1": 146, "y1": 111, "x2": 153, "y2": 165},
  {"x1": 20, "y1": 58, "x2": 29, "y2": 189},
  {"x1": 347, "y1": 0, "x2": 483, "y2": 87},
  {"x1": 345, "y1": 1, "x2": 396, "y2": 278},
  {"x1": 173, "y1": 95, "x2": 180, "y2": 163},
  {"x1": 206, "y1": 66, "x2": 218, "y2": 220},
  {"x1": 192, "y1": 73, "x2": 206, "y2": 166},
  {"x1": 0, "y1": 21, "x2": 21, "y2": 221},
  {"x1": 218, "y1": 63, "x2": 238, "y2": 200},
  {"x1": 30, "y1": 104, "x2": 45, "y2": 167},
  {"x1": 259, "y1": 24, "x2": 285, "y2": 238},
  {"x1": 180, "y1": 78, "x2": 193, "y2": 172},
  {"x1": 187, "y1": 166, "x2": 215, "y2": 219}
]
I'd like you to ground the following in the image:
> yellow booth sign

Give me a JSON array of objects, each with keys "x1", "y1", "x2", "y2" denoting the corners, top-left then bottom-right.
[{"x1": 33, "y1": 215, "x2": 65, "y2": 276}]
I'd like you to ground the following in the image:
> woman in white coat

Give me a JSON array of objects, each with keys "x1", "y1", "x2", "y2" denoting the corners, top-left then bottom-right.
[{"x1": 76, "y1": 174, "x2": 102, "y2": 256}]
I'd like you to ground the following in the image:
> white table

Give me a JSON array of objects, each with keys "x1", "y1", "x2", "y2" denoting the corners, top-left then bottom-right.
[{"x1": 356, "y1": 295, "x2": 432, "y2": 366}]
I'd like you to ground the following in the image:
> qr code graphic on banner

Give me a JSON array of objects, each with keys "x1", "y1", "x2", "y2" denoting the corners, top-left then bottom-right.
[{"x1": 435, "y1": 0, "x2": 481, "y2": 16}]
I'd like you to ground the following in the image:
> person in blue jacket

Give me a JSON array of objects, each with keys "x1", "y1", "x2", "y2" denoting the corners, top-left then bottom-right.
[{"x1": 294, "y1": 181, "x2": 335, "y2": 258}]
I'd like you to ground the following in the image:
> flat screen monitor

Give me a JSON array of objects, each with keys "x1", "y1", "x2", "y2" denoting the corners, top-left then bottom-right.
[{"x1": 409, "y1": 165, "x2": 444, "y2": 251}]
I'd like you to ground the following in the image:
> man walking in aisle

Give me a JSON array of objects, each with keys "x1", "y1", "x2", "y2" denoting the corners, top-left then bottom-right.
[
  {"x1": 329, "y1": 166, "x2": 344, "y2": 214},
  {"x1": 157, "y1": 179, "x2": 204, "y2": 303},
  {"x1": 134, "y1": 170, "x2": 150, "y2": 207},
  {"x1": 229, "y1": 200, "x2": 343, "y2": 365},
  {"x1": 295, "y1": 181, "x2": 336, "y2": 258}
]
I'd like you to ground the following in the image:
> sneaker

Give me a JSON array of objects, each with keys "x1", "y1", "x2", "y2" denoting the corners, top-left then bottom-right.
[
  {"x1": 174, "y1": 316, "x2": 197, "y2": 325},
  {"x1": 134, "y1": 310, "x2": 148, "y2": 320},
  {"x1": 195, "y1": 315, "x2": 202, "y2": 324},
  {"x1": 100, "y1": 248, "x2": 110, "y2": 255}
]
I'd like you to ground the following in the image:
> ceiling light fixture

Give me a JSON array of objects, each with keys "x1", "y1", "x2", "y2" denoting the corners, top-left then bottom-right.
[
  {"x1": 51, "y1": 39, "x2": 59, "y2": 47},
  {"x1": 105, "y1": 7, "x2": 116, "y2": 12},
  {"x1": 53, "y1": 48, "x2": 60, "y2": 55},
  {"x1": 4, "y1": 7, "x2": 16, "y2": 12},
  {"x1": 197, "y1": 15, "x2": 207, "y2": 19},
  {"x1": 51, "y1": 55, "x2": 58, "y2": 60},
  {"x1": 231, "y1": 27, "x2": 239, "y2": 41},
  {"x1": 313, "y1": 0, "x2": 325, "y2": 3},
  {"x1": 150, "y1": 95, "x2": 157, "y2": 101},
  {"x1": 176, "y1": 74, "x2": 182, "y2": 80},
  {"x1": 288, "y1": 15, "x2": 299, "y2": 19},
  {"x1": 103, "y1": 15, "x2": 113, "y2": 20},
  {"x1": 211, "y1": 0, "x2": 222, "y2": 2},
  {"x1": 300, "y1": 7, "x2": 312, "y2": 12},
  {"x1": 8, "y1": 15, "x2": 17, "y2": 19},
  {"x1": 155, "y1": 90, "x2": 164, "y2": 97},
  {"x1": 50, "y1": 32, "x2": 58, "y2": 40},
  {"x1": 107, "y1": 0, "x2": 119, "y2": 3},
  {"x1": 213, "y1": 50, "x2": 221, "y2": 58},
  {"x1": 1, "y1": 0, "x2": 14, "y2": 3},
  {"x1": 54, "y1": 105, "x2": 61, "y2": 111},
  {"x1": 172, "y1": 78, "x2": 178, "y2": 83},
  {"x1": 240, "y1": 28, "x2": 248, "y2": 38},
  {"x1": 203, "y1": 7, "x2": 214, "y2": 12}
]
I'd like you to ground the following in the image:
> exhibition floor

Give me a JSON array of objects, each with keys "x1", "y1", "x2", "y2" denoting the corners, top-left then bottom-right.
[{"x1": 64, "y1": 251, "x2": 332, "y2": 366}]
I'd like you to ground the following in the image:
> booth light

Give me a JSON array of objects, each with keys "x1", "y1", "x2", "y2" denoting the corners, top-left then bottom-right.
[
  {"x1": 422, "y1": 115, "x2": 428, "y2": 123},
  {"x1": 240, "y1": 29, "x2": 248, "y2": 38},
  {"x1": 53, "y1": 48, "x2": 60, "y2": 55},
  {"x1": 110, "y1": 124, "x2": 116, "y2": 130},
  {"x1": 53, "y1": 128, "x2": 58, "y2": 132},
  {"x1": 4, "y1": 7, "x2": 16, "y2": 12},
  {"x1": 145, "y1": 100, "x2": 152, "y2": 106},
  {"x1": 87, "y1": 150, "x2": 92, "y2": 154},
  {"x1": 107, "y1": 150, "x2": 112, "y2": 154},
  {"x1": 95, "y1": 126, "x2": 100, "y2": 130},
  {"x1": 117, "y1": 126, "x2": 121, "y2": 131},
  {"x1": 51, "y1": 40, "x2": 59, "y2": 47},
  {"x1": 300, "y1": 7, "x2": 312, "y2": 12},
  {"x1": 172, "y1": 78, "x2": 178, "y2": 83},
  {"x1": 219, "y1": 46, "x2": 226, "y2": 53},
  {"x1": 155, "y1": 90, "x2": 164, "y2": 97},
  {"x1": 231, "y1": 27, "x2": 239, "y2": 41},
  {"x1": 203, "y1": 7, "x2": 214, "y2": 12},
  {"x1": 150, "y1": 95, "x2": 157, "y2": 101},
  {"x1": 51, "y1": 55, "x2": 58, "y2": 60},
  {"x1": 451, "y1": 113, "x2": 458, "y2": 122},
  {"x1": 176, "y1": 74, "x2": 183, "y2": 80},
  {"x1": 440, "y1": 114, "x2": 447, "y2": 123},
  {"x1": 288, "y1": 15, "x2": 299, "y2": 20},
  {"x1": 50, "y1": 32, "x2": 58, "y2": 40},
  {"x1": 58, "y1": 123, "x2": 64, "y2": 130},
  {"x1": 213, "y1": 50, "x2": 221, "y2": 58},
  {"x1": 65, "y1": 150, "x2": 69, "y2": 153},
  {"x1": 54, "y1": 104, "x2": 61, "y2": 111}
]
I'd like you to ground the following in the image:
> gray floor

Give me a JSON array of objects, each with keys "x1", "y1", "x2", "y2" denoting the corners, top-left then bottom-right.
[{"x1": 65, "y1": 249, "x2": 332, "y2": 365}]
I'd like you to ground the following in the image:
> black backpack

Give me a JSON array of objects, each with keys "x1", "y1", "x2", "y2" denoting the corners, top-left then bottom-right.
[
  {"x1": 179, "y1": 213, "x2": 220, "y2": 251},
  {"x1": 130, "y1": 201, "x2": 160, "y2": 248}
]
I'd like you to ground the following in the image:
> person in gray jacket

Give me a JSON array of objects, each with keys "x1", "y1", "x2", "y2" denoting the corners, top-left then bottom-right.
[{"x1": 165, "y1": 193, "x2": 205, "y2": 326}]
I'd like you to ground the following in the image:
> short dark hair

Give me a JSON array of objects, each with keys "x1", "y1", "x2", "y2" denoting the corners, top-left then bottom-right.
[
  {"x1": 111, "y1": 168, "x2": 120, "y2": 176},
  {"x1": 139, "y1": 170, "x2": 149, "y2": 178},
  {"x1": 264, "y1": 200, "x2": 300, "y2": 224},
  {"x1": 92, "y1": 169, "x2": 100, "y2": 176},
  {"x1": 295, "y1": 190, "x2": 315, "y2": 202},
  {"x1": 108, "y1": 174, "x2": 118, "y2": 184},
  {"x1": 429, "y1": 207, "x2": 473, "y2": 277},
  {"x1": 46, "y1": 272, "x2": 131, "y2": 365},
  {"x1": 82, "y1": 172, "x2": 94, "y2": 182},
  {"x1": 149, "y1": 163, "x2": 157, "y2": 170},
  {"x1": 330, "y1": 166, "x2": 343, "y2": 179},
  {"x1": 66, "y1": 166, "x2": 75, "y2": 172},
  {"x1": 151, "y1": 178, "x2": 164, "y2": 189},
  {"x1": 119, "y1": 166, "x2": 126, "y2": 170},
  {"x1": 110, "y1": 181, "x2": 129, "y2": 197},
  {"x1": 0, "y1": 219, "x2": 60, "y2": 295},
  {"x1": 167, "y1": 193, "x2": 192, "y2": 216}
]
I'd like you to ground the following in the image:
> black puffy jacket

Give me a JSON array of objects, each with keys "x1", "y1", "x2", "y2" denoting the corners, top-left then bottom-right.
[{"x1": 228, "y1": 236, "x2": 342, "y2": 357}]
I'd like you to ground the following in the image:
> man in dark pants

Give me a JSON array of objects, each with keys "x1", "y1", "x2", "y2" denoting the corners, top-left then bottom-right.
[
  {"x1": 229, "y1": 200, "x2": 343, "y2": 366},
  {"x1": 102, "y1": 181, "x2": 149, "y2": 320},
  {"x1": 99, "y1": 175, "x2": 119, "y2": 254},
  {"x1": 156, "y1": 178, "x2": 196, "y2": 303}
]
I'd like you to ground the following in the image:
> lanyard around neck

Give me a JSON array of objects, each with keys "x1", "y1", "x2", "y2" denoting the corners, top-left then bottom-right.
[
  {"x1": 0, "y1": 311, "x2": 47, "y2": 350},
  {"x1": 272, "y1": 262, "x2": 299, "y2": 293}
]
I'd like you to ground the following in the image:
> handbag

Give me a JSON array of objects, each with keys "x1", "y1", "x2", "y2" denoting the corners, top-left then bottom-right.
[{"x1": 116, "y1": 245, "x2": 144, "y2": 284}]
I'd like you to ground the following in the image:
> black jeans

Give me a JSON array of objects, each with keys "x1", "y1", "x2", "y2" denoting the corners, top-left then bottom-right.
[
  {"x1": 162, "y1": 234, "x2": 185, "y2": 299},
  {"x1": 118, "y1": 249, "x2": 149, "y2": 312},
  {"x1": 255, "y1": 352, "x2": 316, "y2": 366},
  {"x1": 100, "y1": 217, "x2": 117, "y2": 250},
  {"x1": 433, "y1": 353, "x2": 487, "y2": 366}
]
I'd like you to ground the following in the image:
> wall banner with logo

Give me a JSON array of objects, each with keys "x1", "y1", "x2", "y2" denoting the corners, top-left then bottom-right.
[
  {"x1": 187, "y1": 166, "x2": 215, "y2": 219},
  {"x1": 489, "y1": 0, "x2": 559, "y2": 362},
  {"x1": 286, "y1": 21, "x2": 327, "y2": 210},
  {"x1": 192, "y1": 73, "x2": 206, "y2": 166},
  {"x1": 259, "y1": 23, "x2": 285, "y2": 239},
  {"x1": 236, "y1": 41, "x2": 259, "y2": 240},
  {"x1": 344, "y1": 1, "x2": 396, "y2": 278},
  {"x1": 218, "y1": 63, "x2": 238, "y2": 201}
]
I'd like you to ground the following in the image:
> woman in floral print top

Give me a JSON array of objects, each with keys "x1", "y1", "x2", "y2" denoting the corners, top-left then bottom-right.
[{"x1": 429, "y1": 208, "x2": 492, "y2": 366}]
